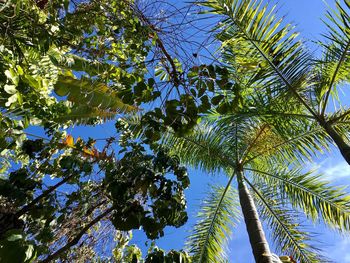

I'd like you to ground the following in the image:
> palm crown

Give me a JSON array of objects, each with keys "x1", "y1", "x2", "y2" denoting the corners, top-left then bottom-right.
[
  {"x1": 198, "y1": 0, "x2": 350, "y2": 166},
  {"x1": 157, "y1": 114, "x2": 350, "y2": 262}
]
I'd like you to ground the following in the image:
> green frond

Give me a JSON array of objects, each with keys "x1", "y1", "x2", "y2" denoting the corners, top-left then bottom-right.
[
  {"x1": 329, "y1": 112, "x2": 350, "y2": 143},
  {"x1": 200, "y1": 0, "x2": 312, "y2": 100},
  {"x1": 51, "y1": 52, "x2": 113, "y2": 77},
  {"x1": 186, "y1": 183, "x2": 240, "y2": 263},
  {"x1": 214, "y1": 113, "x2": 330, "y2": 164},
  {"x1": 54, "y1": 74, "x2": 136, "y2": 121},
  {"x1": 209, "y1": 113, "x2": 281, "y2": 161},
  {"x1": 331, "y1": 119, "x2": 350, "y2": 142},
  {"x1": 317, "y1": 0, "x2": 350, "y2": 113},
  {"x1": 328, "y1": 108, "x2": 350, "y2": 124},
  {"x1": 120, "y1": 113, "x2": 145, "y2": 137},
  {"x1": 248, "y1": 166, "x2": 350, "y2": 232},
  {"x1": 246, "y1": 179, "x2": 327, "y2": 263},
  {"x1": 265, "y1": 120, "x2": 330, "y2": 163},
  {"x1": 161, "y1": 123, "x2": 234, "y2": 174}
]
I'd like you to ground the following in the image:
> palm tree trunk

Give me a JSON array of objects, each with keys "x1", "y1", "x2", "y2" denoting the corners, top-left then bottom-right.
[
  {"x1": 323, "y1": 123, "x2": 350, "y2": 165},
  {"x1": 237, "y1": 170, "x2": 273, "y2": 263}
]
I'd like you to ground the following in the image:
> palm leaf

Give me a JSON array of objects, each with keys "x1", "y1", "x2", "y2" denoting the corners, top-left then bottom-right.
[
  {"x1": 161, "y1": 123, "x2": 234, "y2": 174},
  {"x1": 48, "y1": 51, "x2": 114, "y2": 77},
  {"x1": 245, "y1": 178, "x2": 327, "y2": 263},
  {"x1": 263, "y1": 119, "x2": 330, "y2": 163},
  {"x1": 53, "y1": 105, "x2": 118, "y2": 125},
  {"x1": 247, "y1": 166, "x2": 350, "y2": 232},
  {"x1": 123, "y1": 113, "x2": 346, "y2": 260},
  {"x1": 214, "y1": 113, "x2": 331, "y2": 164},
  {"x1": 186, "y1": 182, "x2": 240, "y2": 263},
  {"x1": 200, "y1": 0, "x2": 316, "y2": 116},
  {"x1": 318, "y1": 0, "x2": 350, "y2": 114}
]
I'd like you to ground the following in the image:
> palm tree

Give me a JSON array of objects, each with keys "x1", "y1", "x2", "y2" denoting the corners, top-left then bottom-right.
[
  {"x1": 199, "y1": 0, "x2": 350, "y2": 165},
  {"x1": 156, "y1": 116, "x2": 350, "y2": 263}
]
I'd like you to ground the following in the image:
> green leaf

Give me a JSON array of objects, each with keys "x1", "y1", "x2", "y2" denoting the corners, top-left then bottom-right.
[
  {"x1": 248, "y1": 179, "x2": 325, "y2": 262},
  {"x1": 54, "y1": 74, "x2": 137, "y2": 113},
  {"x1": 249, "y1": 166, "x2": 350, "y2": 231},
  {"x1": 4, "y1": 85, "x2": 17, "y2": 95},
  {"x1": 5, "y1": 69, "x2": 19, "y2": 86},
  {"x1": 0, "y1": 231, "x2": 37, "y2": 263}
]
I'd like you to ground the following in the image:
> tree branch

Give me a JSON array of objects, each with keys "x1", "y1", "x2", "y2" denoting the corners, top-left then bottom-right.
[
  {"x1": 39, "y1": 207, "x2": 113, "y2": 263},
  {"x1": 15, "y1": 173, "x2": 75, "y2": 218},
  {"x1": 129, "y1": 3, "x2": 181, "y2": 86}
]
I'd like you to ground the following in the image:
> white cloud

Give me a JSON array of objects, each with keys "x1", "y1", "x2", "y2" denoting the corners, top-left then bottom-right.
[
  {"x1": 305, "y1": 158, "x2": 350, "y2": 182},
  {"x1": 322, "y1": 161, "x2": 350, "y2": 181}
]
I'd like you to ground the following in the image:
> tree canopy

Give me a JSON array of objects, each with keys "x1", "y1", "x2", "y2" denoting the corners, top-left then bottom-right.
[{"x1": 1, "y1": 0, "x2": 350, "y2": 262}]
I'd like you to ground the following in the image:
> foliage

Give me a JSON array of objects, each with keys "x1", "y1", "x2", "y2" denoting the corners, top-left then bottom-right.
[
  {"x1": 0, "y1": 129, "x2": 189, "y2": 261},
  {"x1": 0, "y1": 230, "x2": 36, "y2": 263},
  {"x1": 2, "y1": 0, "x2": 350, "y2": 262},
  {"x1": 0, "y1": 1, "x2": 194, "y2": 260},
  {"x1": 107, "y1": 129, "x2": 189, "y2": 240},
  {"x1": 198, "y1": 0, "x2": 350, "y2": 165},
  {"x1": 186, "y1": 185, "x2": 240, "y2": 263},
  {"x1": 112, "y1": 232, "x2": 192, "y2": 263},
  {"x1": 155, "y1": 114, "x2": 350, "y2": 262},
  {"x1": 145, "y1": 247, "x2": 191, "y2": 263}
]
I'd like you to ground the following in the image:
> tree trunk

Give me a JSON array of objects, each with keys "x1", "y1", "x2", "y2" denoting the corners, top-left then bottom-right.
[
  {"x1": 323, "y1": 123, "x2": 350, "y2": 166},
  {"x1": 237, "y1": 171, "x2": 273, "y2": 263}
]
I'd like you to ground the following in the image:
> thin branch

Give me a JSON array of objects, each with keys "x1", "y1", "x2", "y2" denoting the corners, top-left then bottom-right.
[
  {"x1": 129, "y1": 3, "x2": 181, "y2": 86},
  {"x1": 15, "y1": 173, "x2": 76, "y2": 217},
  {"x1": 39, "y1": 207, "x2": 113, "y2": 263}
]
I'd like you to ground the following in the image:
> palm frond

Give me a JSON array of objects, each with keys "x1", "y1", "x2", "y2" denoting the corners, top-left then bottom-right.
[
  {"x1": 200, "y1": 0, "x2": 315, "y2": 115},
  {"x1": 245, "y1": 178, "x2": 327, "y2": 263},
  {"x1": 248, "y1": 166, "x2": 350, "y2": 232},
  {"x1": 119, "y1": 113, "x2": 145, "y2": 137},
  {"x1": 265, "y1": 119, "x2": 331, "y2": 163},
  {"x1": 161, "y1": 123, "x2": 234, "y2": 174},
  {"x1": 207, "y1": 111, "x2": 288, "y2": 162},
  {"x1": 214, "y1": 113, "x2": 330, "y2": 164},
  {"x1": 328, "y1": 107, "x2": 350, "y2": 124},
  {"x1": 318, "y1": 0, "x2": 350, "y2": 114},
  {"x1": 50, "y1": 52, "x2": 113, "y2": 77},
  {"x1": 186, "y1": 183, "x2": 240, "y2": 263}
]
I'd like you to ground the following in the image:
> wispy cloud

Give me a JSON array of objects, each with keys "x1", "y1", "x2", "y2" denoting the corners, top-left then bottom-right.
[
  {"x1": 305, "y1": 156, "x2": 350, "y2": 262},
  {"x1": 305, "y1": 158, "x2": 350, "y2": 182},
  {"x1": 322, "y1": 161, "x2": 350, "y2": 181}
]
